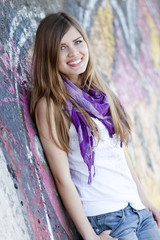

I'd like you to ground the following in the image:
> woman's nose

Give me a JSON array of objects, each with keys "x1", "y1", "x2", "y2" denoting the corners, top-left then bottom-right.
[{"x1": 68, "y1": 46, "x2": 78, "y2": 57}]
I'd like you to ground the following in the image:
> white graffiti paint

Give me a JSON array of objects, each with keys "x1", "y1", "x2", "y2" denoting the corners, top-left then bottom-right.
[
  {"x1": 25, "y1": 142, "x2": 55, "y2": 240},
  {"x1": 78, "y1": 0, "x2": 100, "y2": 31},
  {"x1": 110, "y1": 0, "x2": 130, "y2": 44},
  {"x1": 0, "y1": 149, "x2": 30, "y2": 240}
]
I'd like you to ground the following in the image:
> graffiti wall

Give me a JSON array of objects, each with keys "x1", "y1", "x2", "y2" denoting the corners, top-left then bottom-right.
[
  {"x1": 0, "y1": 0, "x2": 160, "y2": 239},
  {"x1": 89, "y1": 0, "x2": 160, "y2": 208}
]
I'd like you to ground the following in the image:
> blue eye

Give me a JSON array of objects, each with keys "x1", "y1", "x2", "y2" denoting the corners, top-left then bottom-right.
[
  {"x1": 75, "y1": 40, "x2": 82, "y2": 45},
  {"x1": 61, "y1": 45, "x2": 66, "y2": 50}
]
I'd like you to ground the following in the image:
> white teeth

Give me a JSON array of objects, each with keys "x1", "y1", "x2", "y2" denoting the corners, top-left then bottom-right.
[{"x1": 68, "y1": 59, "x2": 81, "y2": 65}]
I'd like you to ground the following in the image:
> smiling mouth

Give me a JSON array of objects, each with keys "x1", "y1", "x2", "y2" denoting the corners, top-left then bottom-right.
[{"x1": 67, "y1": 58, "x2": 83, "y2": 67}]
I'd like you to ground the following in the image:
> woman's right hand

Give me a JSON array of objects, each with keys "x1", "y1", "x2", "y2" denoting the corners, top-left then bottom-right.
[{"x1": 98, "y1": 230, "x2": 118, "y2": 240}]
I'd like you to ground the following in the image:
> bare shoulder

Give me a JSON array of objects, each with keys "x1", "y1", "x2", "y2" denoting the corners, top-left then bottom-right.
[
  {"x1": 36, "y1": 96, "x2": 47, "y2": 109},
  {"x1": 36, "y1": 97, "x2": 55, "y2": 116},
  {"x1": 35, "y1": 97, "x2": 56, "y2": 138},
  {"x1": 36, "y1": 96, "x2": 55, "y2": 122},
  {"x1": 36, "y1": 97, "x2": 69, "y2": 144}
]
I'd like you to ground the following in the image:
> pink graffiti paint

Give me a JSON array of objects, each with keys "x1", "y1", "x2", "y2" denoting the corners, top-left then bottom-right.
[
  {"x1": 10, "y1": 39, "x2": 26, "y2": 82},
  {"x1": 0, "y1": 66, "x2": 15, "y2": 94},
  {"x1": 138, "y1": 0, "x2": 160, "y2": 90},
  {"x1": 142, "y1": 0, "x2": 160, "y2": 33},
  {"x1": 0, "y1": 123, "x2": 25, "y2": 185},
  {"x1": 0, "y1": 52, "x2": 23, "y2": 86},
  {"x1": 0, "y1": 80, "x2": 5, "y2": 88},
  {"x1": 113, "y1": 23, "x2": 144, "y2": 106},
  {"x1": 0, "y1": 41, "x2": 2, "y2": 51},
  {"x1": 4, "y1": 133, "x2": 23, "y2": 176},
  {"x1": 12, "y1": 38, "x2": 72, "y2": 237},
  {"x1": 0, "y1": 121, "x2": 52, "y2": 240},
  {"x1": 0, "y1": 39, "x2": 29, "y2": 95},
  {"x1": 22, "y1": 92, "x2": 72, "y2": 238},
  {"x1": 56, "y1": 232, "x2": 61, "y2": 239},
  {"x1": 0, "y1": 99, "x2": 52, "y2": 240},
  {"x1": 0, "y1": 42, "x2": 14, "y2": 92},
  {"x1": 0, "y1": 126, "x2": 13, "y2": 155},
  {"x1": 0, "y1": 97, "x2": 24, "y2": 106},
  {"x1": 0, "y1": 39, "x2": 73, "y2": 239}
]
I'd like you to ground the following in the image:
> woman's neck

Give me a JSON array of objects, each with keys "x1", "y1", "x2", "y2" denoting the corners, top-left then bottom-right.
[{"x1": 67, "y1": 75, "x2": 83, "y2": 88}]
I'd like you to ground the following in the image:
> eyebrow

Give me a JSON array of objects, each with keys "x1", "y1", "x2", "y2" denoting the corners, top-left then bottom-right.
[{"x1": 61, "y1": 36, "x2": 82, "y2": 45}]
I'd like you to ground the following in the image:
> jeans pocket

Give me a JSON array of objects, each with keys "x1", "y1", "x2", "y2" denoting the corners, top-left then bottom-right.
[
  {"x1": 88, "y1": 210, "x2": 124, "y2": 236},
  {"x1": 88, "y1": 215, "x2": 110, "y2": 235},
  {"x1": 109, "y1": 213, "x2": 124, "y2": 237}
]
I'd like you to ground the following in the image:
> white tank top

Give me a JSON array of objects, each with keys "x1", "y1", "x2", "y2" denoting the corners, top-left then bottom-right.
[{"x1": 68, "y1": 118, "x2": 145, "y2": 216}]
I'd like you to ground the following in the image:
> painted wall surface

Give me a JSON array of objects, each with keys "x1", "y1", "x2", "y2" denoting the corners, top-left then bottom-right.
[{"x1": 0, "y1": 0, "x2": 160, "y2": 239}]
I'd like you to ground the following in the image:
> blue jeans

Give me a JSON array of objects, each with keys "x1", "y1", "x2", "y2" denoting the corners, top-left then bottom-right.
[{"x1": 88, "y1": 204, "x2": 160, "y2": 240}]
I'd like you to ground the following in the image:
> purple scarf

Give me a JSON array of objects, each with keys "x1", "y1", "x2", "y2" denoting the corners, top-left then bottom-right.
[{"x1": 64, "y1": 77, "x2": 115, "y2": 184}]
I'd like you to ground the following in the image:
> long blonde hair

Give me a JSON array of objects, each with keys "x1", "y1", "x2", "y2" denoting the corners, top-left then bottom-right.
[{"x1": 30, "y1": 11, "x2": 131, "y2": 152}]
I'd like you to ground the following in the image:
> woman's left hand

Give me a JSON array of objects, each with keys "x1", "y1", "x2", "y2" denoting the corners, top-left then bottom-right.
[{"x1": 147, "y1": 202, "x2": 160, "y2": 228}]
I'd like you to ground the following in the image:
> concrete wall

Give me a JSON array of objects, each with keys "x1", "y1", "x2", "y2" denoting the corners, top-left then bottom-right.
[{"x1": 0, "y1": 0, "x2": 160, "y2": 239}]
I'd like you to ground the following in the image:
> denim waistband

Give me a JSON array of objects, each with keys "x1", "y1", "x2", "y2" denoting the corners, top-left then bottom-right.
[{"x1": 122, "y1": 203, "x2": 140, "y2": 216}]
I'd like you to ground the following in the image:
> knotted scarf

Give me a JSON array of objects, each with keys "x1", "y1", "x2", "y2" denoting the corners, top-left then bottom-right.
[{"x1": 64, "y1": 77, "x2": 115, "y2": 184}]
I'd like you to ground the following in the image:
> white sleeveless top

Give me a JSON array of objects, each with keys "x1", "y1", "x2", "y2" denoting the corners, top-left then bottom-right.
[{"x1": 68, "y1": 118, "x2": 145, "y2": 216}]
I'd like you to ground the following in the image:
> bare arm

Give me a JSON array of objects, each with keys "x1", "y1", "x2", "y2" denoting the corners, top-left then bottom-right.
[
  {"x1": 125, "y1": 149, "x2": 160, "y2": 228},
  {"x1": 36, "y1": 98, "x2": 116, "y2": 240}
]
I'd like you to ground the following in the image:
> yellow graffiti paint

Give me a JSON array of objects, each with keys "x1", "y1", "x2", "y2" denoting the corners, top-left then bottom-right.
[
  {"x1": 90, "y1": 3, "x2": 115, "y2": 79},
  {"x1": 145, "y1": 11, "x2": 160, "y2": 69}
]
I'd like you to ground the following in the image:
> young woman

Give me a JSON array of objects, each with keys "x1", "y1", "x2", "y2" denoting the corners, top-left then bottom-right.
[{"x1": 30, "y1": 11, "x2": 160, "y2": 240}]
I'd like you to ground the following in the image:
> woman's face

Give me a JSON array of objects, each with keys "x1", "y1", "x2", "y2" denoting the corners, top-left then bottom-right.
[{"x1": 58, "y1": 26, "x2": 89, "y2": 85}]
